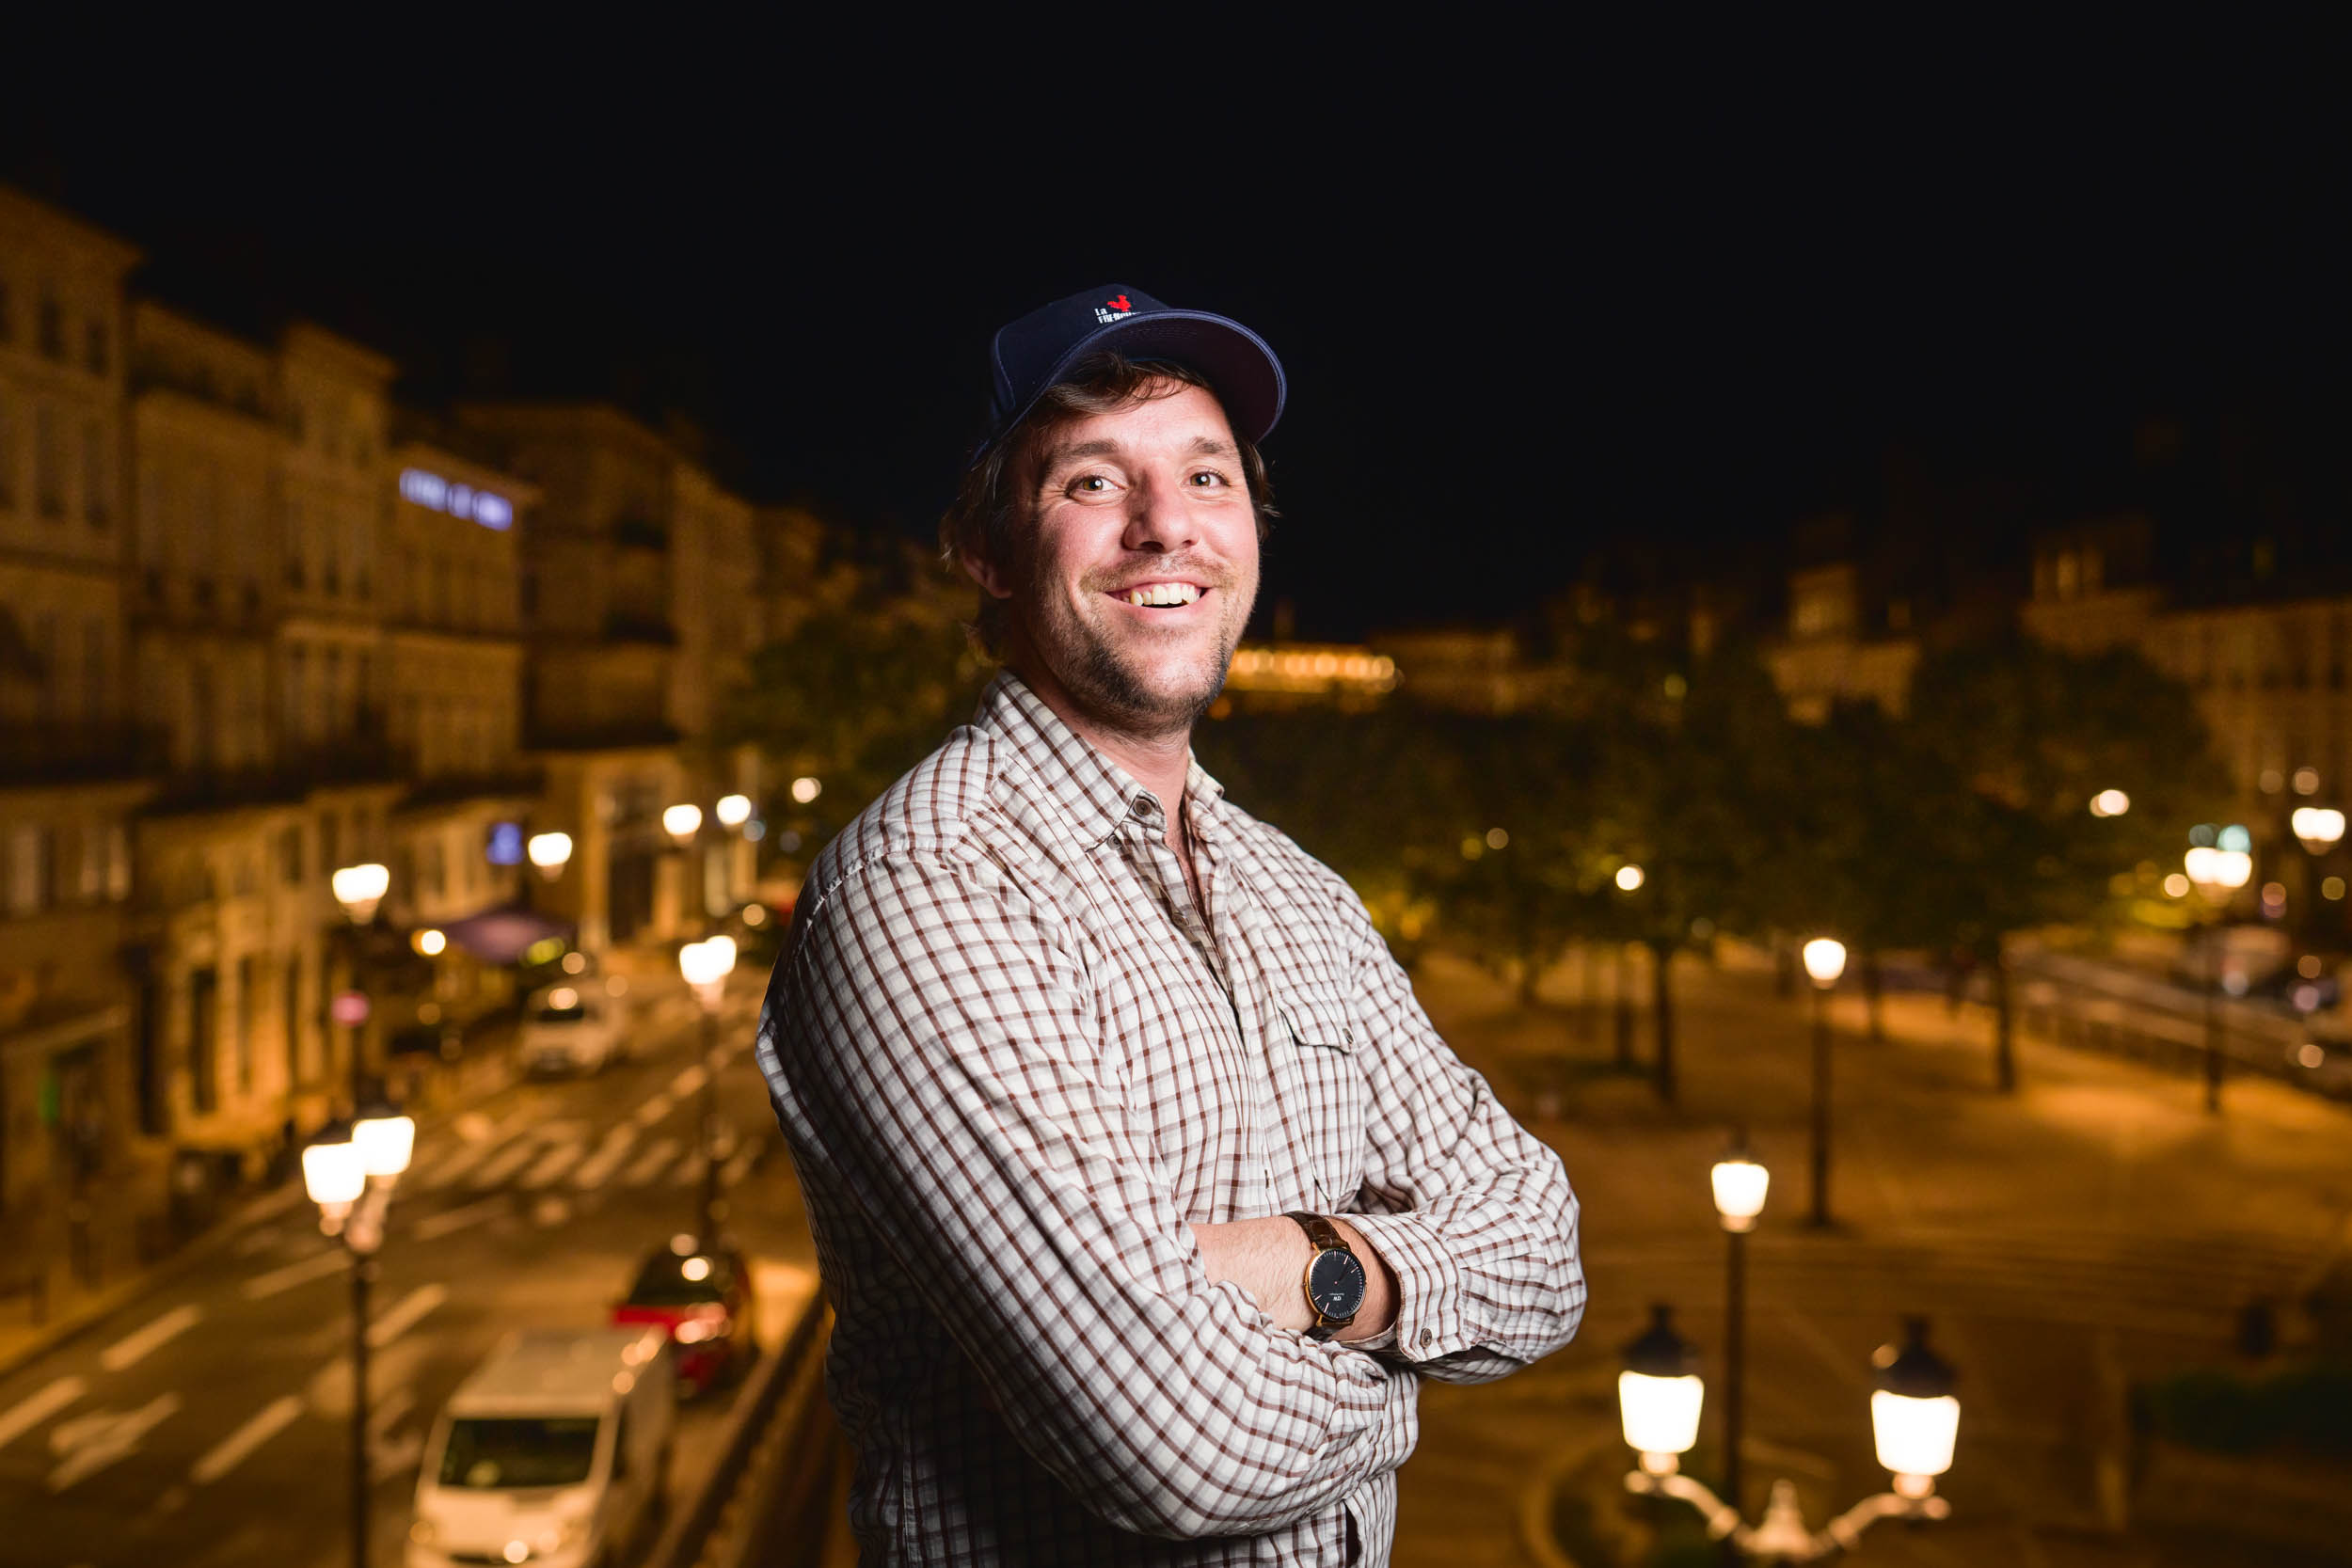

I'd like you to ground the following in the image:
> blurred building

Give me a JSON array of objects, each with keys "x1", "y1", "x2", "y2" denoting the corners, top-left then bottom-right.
[
  {"x1": 0, "y1": 184, "x2": 789, "y2": 1281},
  {"x1": 453, "y1": 404, "x2": 766, "y2": 951},
  {"x1": 1219, "y1": 642, "x2": 1397, "y2": 712},
  {"x1": 0, "y1": 188, "x2": 146, "y2": 1245},
  {"x1": 2025, "y1": 513, "x2": 2352, "y2": 820}
]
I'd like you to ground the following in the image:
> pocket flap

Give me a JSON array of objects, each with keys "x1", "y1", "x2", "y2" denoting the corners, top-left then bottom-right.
[{"x1": 1279, "y1": 990, "x2": 1358, "y2": 1051}]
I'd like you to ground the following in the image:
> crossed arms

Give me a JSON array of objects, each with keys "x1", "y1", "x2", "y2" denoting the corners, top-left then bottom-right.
[{"x1": 764, "y1": 849, "x2": 1584, "y2": 1540}]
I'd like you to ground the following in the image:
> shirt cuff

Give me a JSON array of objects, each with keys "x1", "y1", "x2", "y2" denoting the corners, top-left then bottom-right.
[{"x1": 1342, "y1": 1210, "x2": 1467, "y2": 1364}]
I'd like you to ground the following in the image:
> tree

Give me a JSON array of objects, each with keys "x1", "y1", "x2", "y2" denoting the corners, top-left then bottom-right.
[
  {"x1": 1895, "y1": 635, "x2": 2232, "y2": 1090},
  {"x1": 719, "y1": 577, "x2": 986, "y2": 848}
]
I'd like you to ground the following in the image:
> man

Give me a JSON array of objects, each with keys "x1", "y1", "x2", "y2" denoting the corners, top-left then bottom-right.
[{"x1": 756, "y1": 286, "x2": 1584, "y2": 1565}]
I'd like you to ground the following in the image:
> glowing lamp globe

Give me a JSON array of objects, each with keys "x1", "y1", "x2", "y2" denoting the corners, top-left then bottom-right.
[
  {"x1": 1615, "y1": 863, "x2": 1645, "y2": 892},
  {"x1": 1711, "y1": 1154, "x2": 1769, "y2": 1233},
  {"x1": 1802, "y1": 938, "x2": 1848, "y2": 988},
  {"x1": 1870, "y1": 1318, "x2": 1960, "y2": 1484},
  {"x1": 2088, "y1": 789, "x2": 2131, "y2": 817},
  {"x1": 2184, "y1": 847, "x2": 2253, "y2": 903},
  {"x1": 302, "y1": 1138, "x2": 366, "y2": 1208},
  {"x1": 1617, "y1": 1306, "x2": 1703, "y2": 1462},
  {"x1": 527, "y1": 832, "x2": 574, "y2": 878},
  {"x1": 353, "y1": 1112, "x2": 416, "y2": 1180},
  {"x1": 715, "y1": 793, "x2": 753, "y2": 828},
  {"x1": 663, "y1": 803, "x2": 704, "y2": 842},
  {"x1": 2292, "y1": 807, "x2": 2346, "y2": 854},
  {"x1": 678, "y1": 938, "x2": 736, "y2": 990},
  {"x1": 331, "y1": 863, "x2": 389, "y2": 923}
]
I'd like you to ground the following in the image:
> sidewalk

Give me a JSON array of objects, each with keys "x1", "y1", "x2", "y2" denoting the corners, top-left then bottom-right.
[{"x1": 1391, "y1": 942, "x2": 2352, "y2": 1568}]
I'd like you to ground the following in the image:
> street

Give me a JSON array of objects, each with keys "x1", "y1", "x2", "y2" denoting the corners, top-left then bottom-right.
[
  {"x1": 1392, "y1": 945, "x2": 2352, "y2": 1568},
  {"x1": 0, "y1": 981, "x2": 812, "y2": 1568}
]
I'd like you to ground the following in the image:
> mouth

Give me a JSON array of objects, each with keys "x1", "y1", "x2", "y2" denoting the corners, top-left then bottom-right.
[{"x1": 1104, "y1": 580, "x2": 1211, "y2": 613}]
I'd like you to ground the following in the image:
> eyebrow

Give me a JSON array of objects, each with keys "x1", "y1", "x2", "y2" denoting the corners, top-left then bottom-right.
[{"x1": 1038, "y1": 434, "x2": 1241, "y2": 472}]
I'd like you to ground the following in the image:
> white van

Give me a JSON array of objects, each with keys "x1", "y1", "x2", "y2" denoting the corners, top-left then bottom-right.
[
  {"x1": 521, "y1": 983, "x2": 629, "y2": 1075},
  {"x1": 407, "y1": 1326, "x2": 675, "y2": 1568}
]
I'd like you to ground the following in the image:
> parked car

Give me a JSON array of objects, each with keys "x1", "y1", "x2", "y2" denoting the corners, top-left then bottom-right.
[
  {"x1": 612, "y1": 1237, "x2": 756, "y2": 1397},
  {"x1": 521, "y1": 983, "x2": 628, "y2": 1075},
  {"x1": 407, "y1": 1326, "x2": 675, "y2": 1568}
]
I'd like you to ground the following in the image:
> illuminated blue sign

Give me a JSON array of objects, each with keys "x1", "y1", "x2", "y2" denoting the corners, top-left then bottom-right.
[
  {"x1": 486, "y1": 821, "x2": 524, "y2": 865},
  {"x1": 401, "y1": 467, "x2": 514, "y2": 531}
]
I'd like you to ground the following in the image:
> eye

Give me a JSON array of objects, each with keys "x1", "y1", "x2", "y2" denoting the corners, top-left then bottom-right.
[
  {"x1": 1187, "y1": 470, "x2": 1227, "y2": 488},
  {"x1": 1072, "y1": 474, "x2": 1112, "y2": 495}
]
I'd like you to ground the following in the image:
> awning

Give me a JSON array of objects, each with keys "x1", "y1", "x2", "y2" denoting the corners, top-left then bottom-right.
[{"x1": 438, "y1": 904, "x2": 575, "y2": 965}]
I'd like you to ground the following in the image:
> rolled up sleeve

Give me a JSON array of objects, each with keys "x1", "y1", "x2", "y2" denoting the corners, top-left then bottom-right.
[{"x1": 1333, "y1": 882, "x2": 1585, "y2": 1384}]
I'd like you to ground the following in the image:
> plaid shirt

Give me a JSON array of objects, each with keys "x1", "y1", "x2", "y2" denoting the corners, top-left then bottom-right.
[{"x1": 756, "y1": 672, "x2": 1584, "y2": 1565}]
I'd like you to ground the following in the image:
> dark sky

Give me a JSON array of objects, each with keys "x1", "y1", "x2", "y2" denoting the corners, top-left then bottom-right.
[{"x1": 7, "y1": 40, "x2": 2343, "y2": 641}]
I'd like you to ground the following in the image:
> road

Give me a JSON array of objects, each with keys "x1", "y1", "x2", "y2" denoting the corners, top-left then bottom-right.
[
  {"x1": 0, "y1": 980, "x2": 814, "y2": 1568},
  {"x1": 1391, "y1": 946, "x2": 2352, "y2": 1568}
]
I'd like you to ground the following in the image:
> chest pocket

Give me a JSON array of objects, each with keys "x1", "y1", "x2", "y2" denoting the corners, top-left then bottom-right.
[{"x1": 1278, "y1": 986, "x2": 1370, "y2": 1212}]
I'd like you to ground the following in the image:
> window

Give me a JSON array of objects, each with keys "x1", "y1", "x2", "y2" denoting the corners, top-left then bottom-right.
[
  {"x1": 280, "y1": 825, "x2": 304, "y2": 886},
  {"x1": 35, "y1": 402, "x2": 63, "y2": 517},
  {"x1": 39, "y1": 294, "x2": 64, "y2": 360},
  {"x1": 105, "y1": 824, "x2": 129, "y2": 902},
  {"x1": 85, "y1": 320, "x2": 108, "y2": 377},
  {"x1": 83, "y1": 419, "x2": 109, "y2": 526},
  {"x1": 6, "y1": 824, "x2": 50, "y2": 918},
  {"x1": 83, "y1": 619, "x2": 106, "y2": 721}
]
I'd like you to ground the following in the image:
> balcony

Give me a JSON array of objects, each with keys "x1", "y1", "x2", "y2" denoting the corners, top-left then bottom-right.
[
  {"x1": 602, "y1": 613, "x2": 677, "y2": 646},
  {"x1": 0, "y1": 722, "x2": 167, "y2": 785}
]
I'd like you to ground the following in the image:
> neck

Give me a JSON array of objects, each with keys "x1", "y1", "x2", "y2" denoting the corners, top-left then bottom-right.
[{"x1": 1004, "y1": 654, "x2": 1196, "y2": 816}]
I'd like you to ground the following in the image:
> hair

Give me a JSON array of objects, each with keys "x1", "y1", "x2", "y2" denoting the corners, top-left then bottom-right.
[{"x1": 937, "y1": 352, "x2": 1278, "y2": 658}]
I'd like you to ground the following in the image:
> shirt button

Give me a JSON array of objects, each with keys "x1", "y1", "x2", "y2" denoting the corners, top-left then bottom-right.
[
  {"x1": 1131, "y1": 798, "x2": 1153, "y2": 820},
  {"x1": 1420, "y1": 1329, "x2": 1435, "y2": 1346}
]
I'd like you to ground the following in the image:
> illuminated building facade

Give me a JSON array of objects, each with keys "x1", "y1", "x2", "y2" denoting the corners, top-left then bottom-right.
[{"x1": 0, "y1": 188, "x2": 147, "y2": 1241}]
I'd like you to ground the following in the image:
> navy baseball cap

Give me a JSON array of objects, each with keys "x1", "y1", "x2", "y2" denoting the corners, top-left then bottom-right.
[{"x1": 975, "y1": 285, "x2": 1286, "y2": 464}]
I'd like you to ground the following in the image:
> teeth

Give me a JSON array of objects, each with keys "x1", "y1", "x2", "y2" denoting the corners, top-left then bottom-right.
[{"x1": 1125, "y1": 583, "x2": 1200, "y2": 607}]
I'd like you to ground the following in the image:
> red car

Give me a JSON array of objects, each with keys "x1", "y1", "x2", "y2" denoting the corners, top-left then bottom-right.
[{"x1": 612, "y1": 1238, "x2": 756, "y2": 1396}]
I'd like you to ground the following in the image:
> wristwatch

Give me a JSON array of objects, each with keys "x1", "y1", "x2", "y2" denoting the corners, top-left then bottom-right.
[{"x1": 1286, "y1": 1212, "x2": 1368, "y2": 1340}]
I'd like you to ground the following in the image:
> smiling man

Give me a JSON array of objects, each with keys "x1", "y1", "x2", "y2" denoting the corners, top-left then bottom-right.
[{"x1": 755, "y1": 286, "x2": 1585, "y2": 1565}]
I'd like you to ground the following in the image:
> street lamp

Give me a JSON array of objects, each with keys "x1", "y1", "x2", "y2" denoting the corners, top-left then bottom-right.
[
  {"x1": 1711, "y1": 1140, "x2": 1768, "y2": 1498},
  {"x1": 2292, "y1": 807, "x2": 2344, "y2": 856},
  {"x1": 1620, "y1": 1307, "x2": 1958, "y2": 1559},
  {"x1": 526, "y1": 831, "x2": 573, "y2": 881},
  {"x1": 303, "y1": 1107, "x2": 415, "y2": 1568},
  {"x1": 678, "y1": 936, "x2": 738, "y2": 1240},
  {"x1": 1711, "y1": 1134, "x2": 1768, "y2": 1517},
  {"x1": 663, "y1": 802, "x2": 703, "y2": 844},
  {"x1": 2184, "y1": 846, "x2": 2253, "y2": 1114},
  {"x1": 714, "y1": 793, "x2": 753, "y2": 828},
  {"x1": 1801, "y1": 938, "x2": 1846, "y2": 1227},
  {"x1": 2088, "y1": 789, "x2": 2131, "y2": 817},
  {"x1": 331, "y1": 863, "x2": 390, "y2": 1111}
]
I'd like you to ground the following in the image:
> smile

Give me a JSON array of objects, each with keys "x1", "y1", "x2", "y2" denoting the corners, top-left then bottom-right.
[{"x1": 1108, "y1": 581, "x2": 1207, "y2": 610}]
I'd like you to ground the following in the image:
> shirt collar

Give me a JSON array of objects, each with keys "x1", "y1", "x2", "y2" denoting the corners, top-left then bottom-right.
[{"x1": 974, "y1": 670, "x2": 1229, "y2": 848}]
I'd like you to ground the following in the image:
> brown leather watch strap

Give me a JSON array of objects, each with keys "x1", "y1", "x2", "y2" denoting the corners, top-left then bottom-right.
[{"x1": 1286, "y1": 1211, "x2": 1346, "y2": 1253}]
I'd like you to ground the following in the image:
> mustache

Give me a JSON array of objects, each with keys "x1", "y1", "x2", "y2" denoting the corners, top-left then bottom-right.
[{"x1": 1088, "y1": 558, "x2": 1235, "y2": 594}]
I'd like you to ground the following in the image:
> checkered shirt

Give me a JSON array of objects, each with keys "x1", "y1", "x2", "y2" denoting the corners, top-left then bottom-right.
[{"x1": 755, "y1": 671, "x2": 1585, "y2": 1565}]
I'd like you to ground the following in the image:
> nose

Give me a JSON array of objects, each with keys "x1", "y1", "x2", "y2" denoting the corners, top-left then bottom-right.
[{"x1": 1120, "y1": 470, "x2": 1199, "y2": 555}]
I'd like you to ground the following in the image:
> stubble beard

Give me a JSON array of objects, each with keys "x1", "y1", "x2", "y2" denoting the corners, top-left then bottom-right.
[{"x1": 1027, "y1": 576, "x2": 1251, "y2": 741}]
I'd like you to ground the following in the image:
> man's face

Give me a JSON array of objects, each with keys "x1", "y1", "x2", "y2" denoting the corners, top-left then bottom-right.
[{"x1": 977, "y1": 382, "x2": 1261, "y2": 737}]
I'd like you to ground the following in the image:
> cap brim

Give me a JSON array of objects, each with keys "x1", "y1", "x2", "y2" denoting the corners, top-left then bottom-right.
[{"x1": 999, "y1": 309, "x2": 1286, "y2": 455}]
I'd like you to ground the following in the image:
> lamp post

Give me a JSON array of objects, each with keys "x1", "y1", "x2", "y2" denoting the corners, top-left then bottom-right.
[
  {"x1": 1711, "y1": 1135, "x2": 1769, "y2": 1523},
  {"x1": 303, "y1": 1106, "x2": 414, "y2": 1568},
  {"x1": 1619, "y1": 1308, "x2": 1958, "y2": 1560},
  {"x1": 2184, "y1": 845, "x2": 2253, "y2": 1114},
  {"x1": 678, "y1": 935, "x2": 737, "y2": 1241},
  {"x1": 2292, "y1": 805, "x2": 2345, "y2": 948},
  {"x1": 1800, "y1": 938, "x2": 1846, "y2": 1228},
  {"x1": 1614, "y1": 864, "x2": 1645, "y2": 1075},
  {"x1": 330, "y1": 863, "x2": 389, "y2": 1112}
]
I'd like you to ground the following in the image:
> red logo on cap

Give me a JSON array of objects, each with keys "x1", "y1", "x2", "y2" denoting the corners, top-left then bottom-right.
[{"x1": 1106, "y1": 293, "x2": 1131, "y2": 312}]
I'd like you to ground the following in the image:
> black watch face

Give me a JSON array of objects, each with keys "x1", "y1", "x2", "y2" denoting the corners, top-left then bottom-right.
[{"x1": 1308, "y1": 1247, "x2": 1368, "y2": 1318}]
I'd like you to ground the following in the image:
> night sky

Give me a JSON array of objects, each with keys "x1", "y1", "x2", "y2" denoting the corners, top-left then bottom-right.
[{"x1": 7, "y1": 43, "x2": 2342, "y2": 641}]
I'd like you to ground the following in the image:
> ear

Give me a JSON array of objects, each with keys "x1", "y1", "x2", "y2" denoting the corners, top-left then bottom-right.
[{"x1": 960, "y1": 546, "x2": 1014, "y2": 602}]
